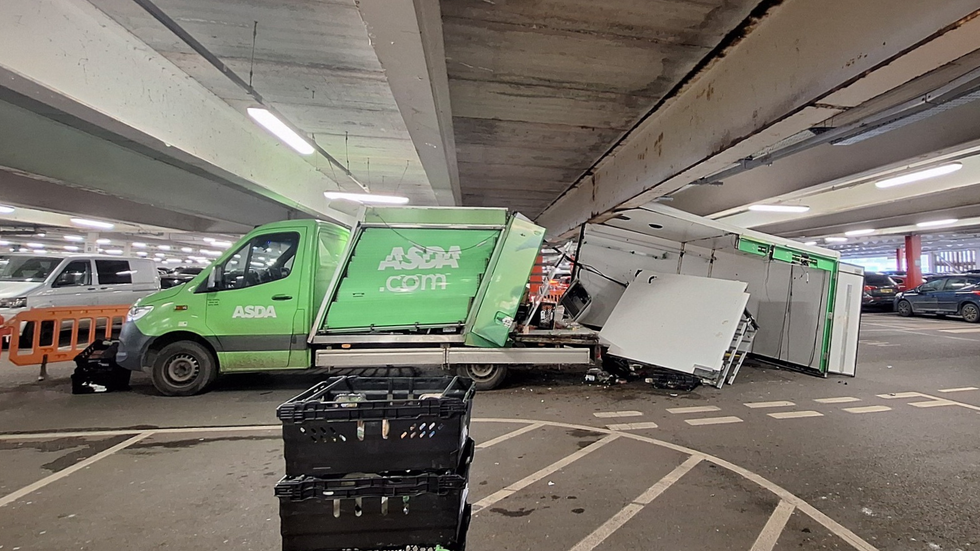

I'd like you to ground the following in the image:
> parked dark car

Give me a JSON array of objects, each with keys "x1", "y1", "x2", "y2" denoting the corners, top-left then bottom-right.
[
  {"x1": 862, "y1": 273, "x2": 901, "y2": 309},
  {"x1": 160, "y1": 265, "x2": 204, "y2": 289},
  {"x1": 894, "y1": 274, "x2": 980, "y2": 322}
]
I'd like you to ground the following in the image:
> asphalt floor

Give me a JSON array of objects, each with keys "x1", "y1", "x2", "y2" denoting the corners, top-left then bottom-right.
[{"x1": 0, "y1": 312, "x2": 978, "y2": 551}]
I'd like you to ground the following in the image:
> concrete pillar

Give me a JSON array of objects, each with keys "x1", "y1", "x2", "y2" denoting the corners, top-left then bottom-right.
[
  {"x1": 84, "y1": 232, "x2": 98, "y2": 254},
  {"x1": 896, "y1": 248, "x2": 904, "y2": 272},
  {"x1": 905, "y1": 235, "x2": 923, "y2": 288}
]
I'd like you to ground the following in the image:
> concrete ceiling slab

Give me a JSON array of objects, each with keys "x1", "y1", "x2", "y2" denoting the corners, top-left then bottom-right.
[{"x1": 442, "y1": 0, "x2": 759, "y2": 217}]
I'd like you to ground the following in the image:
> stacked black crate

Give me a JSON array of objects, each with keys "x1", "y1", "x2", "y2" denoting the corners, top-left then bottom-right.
[{"x1": 275, "y1": 376, "x2": 475, "y2": 551}]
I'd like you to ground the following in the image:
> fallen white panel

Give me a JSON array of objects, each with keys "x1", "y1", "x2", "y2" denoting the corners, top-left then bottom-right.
[{"x1": 599, "y1": 271, "x2": 749, "y2": 377}]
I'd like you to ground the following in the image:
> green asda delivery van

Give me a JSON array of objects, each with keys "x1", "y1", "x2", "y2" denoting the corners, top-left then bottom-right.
[{"x1": 115, "y1": 207, "x2": 591, "y2": 396}]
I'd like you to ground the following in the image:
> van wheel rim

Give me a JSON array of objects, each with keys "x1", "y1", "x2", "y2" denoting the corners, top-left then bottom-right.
[
  {"x1": 467, "y1": 365, "x2": 496, "y2": 379},
  {"x1": 166, "y1": 354, "x2": 200, "y2": 385}
]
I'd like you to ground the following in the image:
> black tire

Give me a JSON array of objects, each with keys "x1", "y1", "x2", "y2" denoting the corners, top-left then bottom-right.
[
  {"x1": 961, "y1": 303, "x2": 980, "y2": 323},
  {"x1": 896, "y1": 300, "x2": 914, "y2": 317},
  {"x1": 456, "y1": 364, "x2": 508, "y2": 391},
  {"x1": 151, "y1": 341, "x2": 218, "y2": 396}
]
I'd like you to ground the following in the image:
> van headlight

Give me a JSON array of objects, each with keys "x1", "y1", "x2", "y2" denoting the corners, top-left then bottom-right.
[
  {"x1": 127, "y1": 305, "x2": 154, "y2": 322},
  {"x1": 0, "y1": 297, "x2": 27, "y2": 309}
]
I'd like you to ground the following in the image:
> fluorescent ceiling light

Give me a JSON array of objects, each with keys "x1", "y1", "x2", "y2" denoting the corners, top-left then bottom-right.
[
  {"x1": 131, "y1": 242, "x2": 147, "y2": 248},
  {"x1": 804, "y1": 241, "x2": 818, "y2": 246},
  {"x1": 64, "y1": 235, "x2": 85, "y2": 242},
  {"x1": 26, "y1": 242, "x2": 44, "y2": 248},
  {"x1": 154, "y1": 253, "x2": 165, "y2": 257},
  {"x1": 0, "y1": 240, "x2": 8, "y2": 246},
  {"x1": 844, "y1": 229, "x2": 875, "y2": 236},
  {"x1": 158, "y1": 245, "x2": 171, "y2": 251},
  {"x1": 874, "y1": 162, "x2": 962, "y2": 188},
  {"x1": 181, "y1": 247, "x2": 193, "y2": 253},
  {"x1": 203, "y1": 237, "x2": 215, "y2": 243},
  {"x1": 106, "y1": 249, "x2": 123, "y2": 255},
  {"x1": 247, "y1": 107, "x2": 315, "y2": 155},
  {"x1": 825, "y1": 237, "x2": 848, "y2": 243},
  {"x1": 96, "y1": 238, "x2": 111, "y2": 245},
  {"x1": 71, "y1": 218, "x2": 114, "y2": 229},
  {"x1": 747, "y1": 204, "x2": 810, "y2": 213},
  {"x1": 916, "y1": 218, "x2": 959, "y2": 228},
  {"x1": 165, "y1": 258, "x2": 181, "y2": 263},
  {"x1": 136, "y1": 251, "x2": 148, "y2": 257},
  {"x1": 64, "y1": 245, "x2": 80, "y2": 251},
  {"x1": 0, "y1": 205, "x2": 14, "y2": 214},
  {"x1": 324, "y1": 191, "x2": 409, "y2": 205},
  {"x1": 212, "y1": 240, "x2": 232, "y2": 248}
]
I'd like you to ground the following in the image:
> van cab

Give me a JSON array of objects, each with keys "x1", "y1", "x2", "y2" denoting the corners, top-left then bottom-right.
[{"x1": 0, "y1": 254, "x2": 161, "y2": 321}]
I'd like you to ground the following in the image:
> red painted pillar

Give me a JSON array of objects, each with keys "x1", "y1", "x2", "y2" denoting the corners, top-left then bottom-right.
[
  {"x1": 896, "y1": 248, "x2": 904, "y2": 271},
  {"x1": 904, "y1": 235, "x2": 923, "y2": 288}
]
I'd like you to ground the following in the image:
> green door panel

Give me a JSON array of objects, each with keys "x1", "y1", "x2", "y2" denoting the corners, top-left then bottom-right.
[
  {"x1": 322, "y1": 228, "x2": 500, "y2": 331},
  {"x1": 466, "y1": 216, "x2": 545, "y2": 347}
]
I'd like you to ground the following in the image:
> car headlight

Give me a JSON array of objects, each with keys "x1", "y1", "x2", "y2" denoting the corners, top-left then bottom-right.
[
  {"x1": 127, "y1": 305, "x2": 154, "y2": 322},
  {"x1": 0, "y1": 297, "x2": 27, "y2": 309}
]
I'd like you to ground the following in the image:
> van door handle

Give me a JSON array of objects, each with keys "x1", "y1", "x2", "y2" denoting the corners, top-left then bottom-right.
[
  {"x1": 100, "y1": 287, "x2": 108, "y2": 290},
  {"x1": 87, "y1": 288, "x2": 96, "y2": 291},
  {"x1": 272, "y1": 294, "x2": 293, "y2": 301}
]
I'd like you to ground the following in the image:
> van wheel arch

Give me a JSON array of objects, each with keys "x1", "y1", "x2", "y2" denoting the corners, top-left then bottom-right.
[{"x1": 146, "y1": 331, "x2": 219, "y2": 372}]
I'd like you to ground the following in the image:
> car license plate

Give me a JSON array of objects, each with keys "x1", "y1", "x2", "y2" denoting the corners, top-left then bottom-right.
[{"x1": 880, "y1": 289, "x2": 894, "y2": 294}]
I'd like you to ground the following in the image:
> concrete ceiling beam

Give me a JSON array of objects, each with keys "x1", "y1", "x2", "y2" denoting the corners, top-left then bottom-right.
[
  {"x1": 536, "y1": 0, "x2": 980, "y2": 237},
  {"x1": 0, "y1": 0, "x2": 348, "y2": 223},
  {"x1": 357, "y1": 0, "x2": 461, "y2": 206}
]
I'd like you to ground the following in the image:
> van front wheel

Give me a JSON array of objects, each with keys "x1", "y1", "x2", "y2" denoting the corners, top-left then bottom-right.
[
  {"x1": 151, "y1": 341, "x2": 217, "y2": 396},
  {"x1": 456, "y1": 364, "x2": 508, "y2": 391}
]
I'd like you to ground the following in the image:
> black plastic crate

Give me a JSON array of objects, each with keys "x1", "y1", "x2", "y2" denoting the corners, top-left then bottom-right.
[
  {"x1": 276, "y1": 472, "x2": 469, "y2": 551},
  {"x1": 277, "y1": 377, "x2": 474, "y2": 476}
]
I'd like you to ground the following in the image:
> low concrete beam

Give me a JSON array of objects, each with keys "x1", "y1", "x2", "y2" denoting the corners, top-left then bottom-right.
[
  {"x1": 536, "y1": 0, "x2": 980, "y2": 237},
  {"x1": 358, "y1": 0, "x2": 461, "y2": 206}
]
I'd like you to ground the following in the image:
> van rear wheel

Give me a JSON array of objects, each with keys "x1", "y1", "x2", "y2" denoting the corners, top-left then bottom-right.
[
  {"x1": 457, "y1": 364, "x2": 508, "y2": 391},
  {"x1": 151, "y1": 341, "x2": 217, "y2": 396}
]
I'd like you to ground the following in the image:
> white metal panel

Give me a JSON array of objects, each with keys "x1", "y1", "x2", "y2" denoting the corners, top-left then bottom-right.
[
  {"x1": 446, "y1": 348, "x2": 591, "y2": 365},
  {"x1": 599, "y1": 272, "x2": 749, "y2": 375},
  {"x1": 827, "y1": 264, "x2": 864, "y2": 376}
]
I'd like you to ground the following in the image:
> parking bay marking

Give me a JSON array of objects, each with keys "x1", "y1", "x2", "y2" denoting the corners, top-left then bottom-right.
[
  {"x1": 606, "y1": 422, "x2": 659, "y2": 431},
  {"x1": 768, "y1": 411, "x2": 824, "y2": 420},
  {"x1": 939, "y1": 328, "x2": 980, "y2": 334},
  {"x1": 685, "y1": 416, "x2": 743, "y2": 426},
  {"x1": 567, "y1": 456, "x2": 702, "y2": 551},
  {"x1": 744, "y1": 401, "x2": 795, "y2": 409},
  {"x1": 472, "y1": 433, "x2": 620, "y2": 513},
  {"x1": 667, "y1": 405, "x2": 721, "y2": 414},
  {"x1": 843, "y1": 406, "x2": 892, "y2": 414},
  {"x1": 476, "y1": 422, "x2": 545, "y2": 449},
  {"x1": 815, "y1": 397, "x2": 861, "y2": 404},
  {"x1": 749, "y1": 500, "x2": 796, "y2": 551},
  {"x1": 938, "y1": 387, "x2": 979, "y2": 393},
  {"x1": 879, "y1": 391, "x2": 980, "y2": 413},
  {"x1": 593, "y1": 411, "x2": 643, "y2": 418}
]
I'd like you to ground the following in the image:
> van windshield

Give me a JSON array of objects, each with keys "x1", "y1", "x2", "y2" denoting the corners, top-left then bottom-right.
[{"x1": 0, "y1": 256, "x2": 65, "y2": 282}]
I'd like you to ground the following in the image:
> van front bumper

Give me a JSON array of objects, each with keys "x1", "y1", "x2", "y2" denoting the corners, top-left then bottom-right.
[{"x1": 116, "y1": 321, "x2": 153, "y2": 372}]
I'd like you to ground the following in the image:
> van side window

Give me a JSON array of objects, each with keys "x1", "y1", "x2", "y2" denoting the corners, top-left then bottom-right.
[
  {"x1": 96, "y1": 260, "x2": 133, "y2": 285},
  {"x1": 54, "y1": 261, "x2": 92, "y2": 287},
  {"x1": 216, "y1": 232, "x2": 299, "y2": 290}
]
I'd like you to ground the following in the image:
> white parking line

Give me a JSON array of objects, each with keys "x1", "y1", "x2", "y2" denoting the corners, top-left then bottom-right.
[
  {"x1": 606, "y1": 422, "x2": 659, "y2": 431},
  {"x1": 472, "y1": 433, "x2": 620, "y2": 513},
  {"x1": 768, "y1": 411, "x2": 824, "y2": 419},
  {"x1": 909, "y1": 400, "x2": 956, "y2": 408},
  {"x1": 814, "y1": 397, "x2": 861, "y2": 404},
  {"x1": 476, "y1": 423, "x2": 545, "y2": 449},
  {"x1": 843, "y1": 406, "x2": 892, "y2": 414},
  {"x1": 938, "y1": 387, "x2": 979, "y2": 393},
  {"x1": 744, "y1": 401, "x2": 795, "y2": 409},
  {"x1": 0, "y1": 432, "x2": 152, "y2": 508},
  {"x1": 593, "y1": 411, "x2": 643, "y2": 418},
  {"x1": 567, "y1": 456, "x2": 702, "y2": 551},
  {"x1": 749, "y1": 500, "x2": 796, "y2": 551},
  {"x1": 667, "y1": 405, "x2": 721, "y2": 414},
  {"x1": 877, "y1": 392, "x2": 922, "y2": 399},
  {"x1": 939, "y1": 328, "x2": 980, "y2": 334},
  {"x1": 685, "y1": 416, "x2": 743, "y2": 426}
]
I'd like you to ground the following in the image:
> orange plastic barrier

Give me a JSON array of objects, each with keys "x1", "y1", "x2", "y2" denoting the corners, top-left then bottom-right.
[{"x1": 2, "y1": 305, "x2": 131, "y2": 367}]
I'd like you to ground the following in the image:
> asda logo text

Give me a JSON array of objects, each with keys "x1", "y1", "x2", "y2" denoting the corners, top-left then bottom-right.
[
  {"x1": 378, "y1": 246, "x2": 461, "y2": 271},
  {"x1": 232, "y1": 305, "x2": 277, "y2": 319}
]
